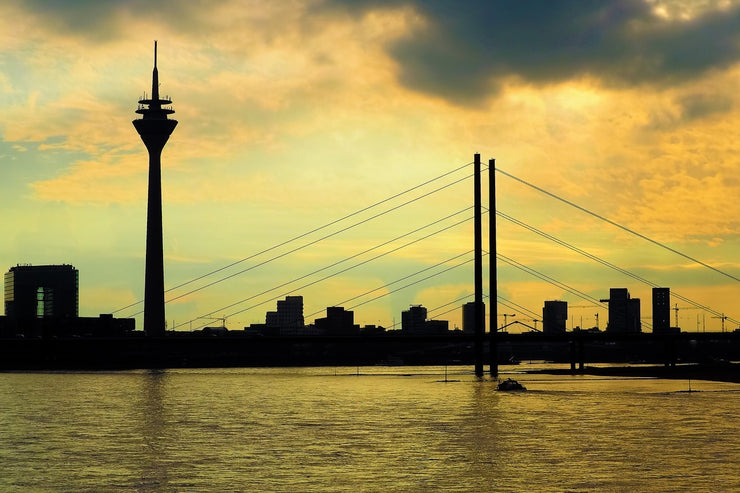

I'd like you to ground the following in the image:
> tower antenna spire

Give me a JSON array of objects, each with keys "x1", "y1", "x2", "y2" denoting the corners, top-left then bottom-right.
[{"x1": 151, "y1": 41, "x2": 160, "y2": 104}]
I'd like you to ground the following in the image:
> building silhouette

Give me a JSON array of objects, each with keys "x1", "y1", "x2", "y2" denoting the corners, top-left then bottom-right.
[
  {"x1": 4, "y1": 264, "x2": 79, "y2": 321},
  {"x1": 402, "y1": 305, "x2": 427, "y2": 333},
  {"x1": 402, "y1": 305, "x2": 449, "y2": 334},
  {"x1": 462, "y1": 301, "x2": 485, "y2": 334},
  {"x1": 601, "y1": 288, "x2": 641, "y2": 333},
  {"x1": 652, "y1": 287, "x2": 672, "y2": 333},
  {"x1": 266, "y1": 296, "x2": 304, "y2": 329},
  {"x1": 2, "y1": 264, "x2": 135, "y2": 338},
  {"x1": 315, "y1": 307, "x2": 356, "y2": 335},
  {"x1": 133, "y1": 41, "x2": 177, "y2": 337},
  {"x1": 542, "y1": 300, "x2": 567, "y2": 333}
]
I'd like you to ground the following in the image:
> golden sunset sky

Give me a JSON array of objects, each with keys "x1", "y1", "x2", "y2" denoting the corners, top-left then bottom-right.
[{"x1": 1, "y1": 0, "x2": 739, "y2": 332}]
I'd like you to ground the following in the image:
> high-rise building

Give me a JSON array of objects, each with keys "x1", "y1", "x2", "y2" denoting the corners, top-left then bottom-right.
[
  {"x1": 266, "y1": 296, "x2": 304, "y2": 328},
  {"x1": 601, "y1": 288, "x2": 641, "y2": 333},
  {"x1": 315, "y1": 307, "x2": 355, "y2": 335},
  {"x1": 542, "y1": 300, "x2": 567, "y2": 333},
  {"x1": 462, "y1": 301, "x2": 485, "y2": 333},
  {"x1": 4, "y1": 264, "x2": 79, "y2": 320},
  {"x1": 133, "y1": 42, "x2": 178, "y2": 337},
  {"x1": 652, "y1": 287, "x2": 671, "y2": 333},
  {"x1": 402, "y1": 305, "x2": 427, "y2": 333},
  {"x1": 402, "y1": 305, "x2": 449, "y2": 334}
]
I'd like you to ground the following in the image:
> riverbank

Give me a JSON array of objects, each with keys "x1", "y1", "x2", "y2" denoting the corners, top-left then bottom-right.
[{"x1": 526, "y1": 362, "x2": 740, "y2": 383}]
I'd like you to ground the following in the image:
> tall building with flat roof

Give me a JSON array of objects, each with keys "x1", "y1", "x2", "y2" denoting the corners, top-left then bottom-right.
[
  {"x1": 542, "y1": 300, "x2": 567, "y2": 333},
  {"x1": 601, "y1": 288, "x2": 641, "y2": 333},
  {"x1": 462, "y1": 301, "x2": 485, "y2": 334},
  {"x1": 652, "y1": 287, "x2": 671, "y2": 333},
  {"x1": 402, "y1": 305, "x2": 427, "y2": 333},
  {"x1": 4, "y1": 264, "x2": 79, "y2": 320},
  {"x1": 315, "y1": 306, "x2": 355, "y2": 335},
  {"x1": 403, "y1": 305, "x2": 450, "y2": 334}
]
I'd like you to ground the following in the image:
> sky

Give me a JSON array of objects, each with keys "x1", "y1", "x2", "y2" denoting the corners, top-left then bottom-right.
[{"x1": 2, "y1": 0, "x2": 740, "y2": 332}]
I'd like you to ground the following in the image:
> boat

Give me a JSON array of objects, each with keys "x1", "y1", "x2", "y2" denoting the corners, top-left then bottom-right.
[{"x1": 496, "y1": 378, "x2": 526, "y2": 391}]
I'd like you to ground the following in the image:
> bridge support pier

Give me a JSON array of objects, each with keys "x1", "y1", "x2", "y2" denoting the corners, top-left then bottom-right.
[
  {"x1": 570, "y1": 337, "x2": 585, "y2": 372},
  {"x1": 570, "y1": 340, "x2": 577, "y2": 373},
  {"x1": 664, "y1": 336, "x2": 677, "y2": 367},
  {"x1": 489, "y1": 334, "x2": 498, "y2": 376}
]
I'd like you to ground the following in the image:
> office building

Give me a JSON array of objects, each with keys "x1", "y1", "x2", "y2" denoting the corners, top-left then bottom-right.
[
  {"x1": 542, "y1": 300, "x2": 567, "y2": 333},
  {"x1": 601, "y1": 288, "x2": 641, "y2": 333},
  {"x1": 652, "y1": 287, "x2": 671, "y2": 333},
  {"x1": 402, "y1": 305, "x2": 427, "y2": 333},
  {"x1": 315, "y1": 306, "x2": 355, "y2": 335},
  {"x1": 462, "y1": 301, "x2": 485, "y2": 333},
  {"x1": 266, "y1": 296, "x2": 304, "y2": 328},
  {"x1": 402, "y1": 305, "x2": 450, "y2": 334},
  {"x1": 4, "y1": 264, "x2": 79, "y2": 320}
]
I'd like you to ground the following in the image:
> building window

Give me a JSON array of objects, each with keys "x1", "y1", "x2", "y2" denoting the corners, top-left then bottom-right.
[{"x1": 37, "y1": 287, "x2": 45, "y2": 318}]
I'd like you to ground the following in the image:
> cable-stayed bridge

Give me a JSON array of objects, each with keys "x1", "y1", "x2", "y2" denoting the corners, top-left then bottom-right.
[
  {"x1": 2, "y1": 155, "x2": 738, "y2": 372},
  {"x1": 113, "y1": 155, "x2": 739, "y2": 337},
  {"x1": 95, "y1": 153, "x2": 740, "y2": 375}
]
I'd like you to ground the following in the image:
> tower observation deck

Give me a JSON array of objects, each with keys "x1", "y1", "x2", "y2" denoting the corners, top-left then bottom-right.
[{"x1": 133, "y1": 41, "x2": 178, "y2": 337}]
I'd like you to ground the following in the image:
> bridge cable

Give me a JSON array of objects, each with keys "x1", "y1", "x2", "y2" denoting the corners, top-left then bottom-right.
[
  {"x1": 497, "y1": 253, "x2": 653, "y2": 331},
  {"x1": 188, "y1": 251, "x2": 478, "y2": 332},
  {"x1": 113, "y1": 160, "x2": 475, "y2": 314},
  {"x1": 423, "y1": 293, "x2": 477, "y2": 327},
  {"x1": 496, "y1": 167, "x2": 740, "y2": 284},
  {"x1": 495, "y1": 295, "x2": 541, "y2": 321},
  {"x1": 124, "y1": 171, "x2": 477, "y2": 319},
  {"x1": 497, "y1": 210, "x2": 739, "y2": 325},
  {"x1": 496, "y1": 253, "x2": 607, "y2": 308},
  {"x1": 177, "y1": 211, "x2": 476, "y2": 329}
]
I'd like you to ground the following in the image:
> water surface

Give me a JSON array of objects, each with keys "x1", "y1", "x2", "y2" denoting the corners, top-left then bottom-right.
[{"x1": 1, "y1": 366, "x2": 737, "y2": 491}]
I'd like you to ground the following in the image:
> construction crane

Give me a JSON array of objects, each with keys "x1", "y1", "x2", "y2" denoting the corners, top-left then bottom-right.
[
  {"x1": 672, "y1": 304, "x2": 701, "y2": 328},
  {"x1": 499, "y1": 313, "x2": 516, "y2": 330},
  {"x1": 569, "y1": 305, "x2": 604, "y2": 330},
  {"x1": 201, "y1": 316, "x2": 227, "y2": 329},
  {"x1": 712, "y1": 313, "x2": 728, "y2": 332}
]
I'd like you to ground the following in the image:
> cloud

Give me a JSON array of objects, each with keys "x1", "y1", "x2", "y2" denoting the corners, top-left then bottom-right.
[
  {"x1": 8, "y1": 0, "x2": 200, "y2": 41},
  {"x1": 8, "y1": 0, "x2": 320, "y2": 44},
  {"x1": 677, "y1": 92, "x2": 733, "y2": 121},
  {"x1": 321, "y1": 0, "x2": 740, "y2": 104}
]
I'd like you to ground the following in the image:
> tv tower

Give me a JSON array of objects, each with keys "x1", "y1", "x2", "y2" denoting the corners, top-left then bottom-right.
[{"x1": 133, "y1": 41, "x2": 177, "y2": 336}]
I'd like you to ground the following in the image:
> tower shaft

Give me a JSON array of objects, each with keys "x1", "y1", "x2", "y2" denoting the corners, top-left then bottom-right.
[{"x1": 144, "y1": 141, "x2": 165, "y2": 336}]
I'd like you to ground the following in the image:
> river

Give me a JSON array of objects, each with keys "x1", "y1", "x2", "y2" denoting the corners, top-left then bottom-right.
[{"x1": 1, "y1": 365, "x2": 737, "y2": 492}]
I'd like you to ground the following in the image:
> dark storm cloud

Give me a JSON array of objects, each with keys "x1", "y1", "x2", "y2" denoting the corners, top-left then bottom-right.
[
  {"x1": 321, "y1": 0, "x2": 740, "y2": 104},
  {"x1": 18, "y1": 0, "x2": 740, "y2": 105}
]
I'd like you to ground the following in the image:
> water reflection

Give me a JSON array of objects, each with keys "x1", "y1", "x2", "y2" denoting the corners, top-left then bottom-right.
[{"x1": 137, "y1": 370, "x2": 170, "y2": 491}]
